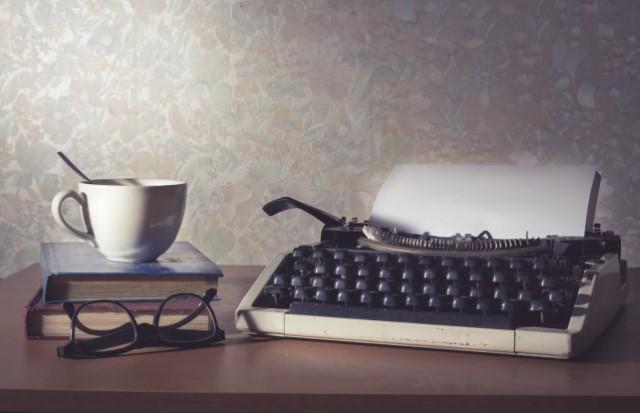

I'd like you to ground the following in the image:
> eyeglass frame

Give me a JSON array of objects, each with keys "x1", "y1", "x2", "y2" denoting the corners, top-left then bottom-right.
[{"x1": 57, "y1": 288, "x2": 225, "y2": 358}]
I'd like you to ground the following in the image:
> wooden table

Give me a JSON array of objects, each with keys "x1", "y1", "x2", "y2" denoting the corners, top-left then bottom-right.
[{"x1": 0, "y1": 265, "x2": 638, "y2": 413}]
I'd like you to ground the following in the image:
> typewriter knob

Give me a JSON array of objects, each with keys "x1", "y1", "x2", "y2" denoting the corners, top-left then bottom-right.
[
  {"x1": 357, "y1": 267, "x2": 370, "y2": 277},
  {"x1": 446, "y1": 284, "x2": 461, "y2": 296},
  {"x1": 379, "y1": 268, "x2": 393, "y2": 279},
  {"x1": 292, "y1": 247, "x2": 306, "y2": 259},
  {"x1": 311, "y1": 276, "x2": 326, "y2": 288},
  {"x1": 405, "y1": 293, "x2": 424, "y2": 309},
  {"x1": 422, "y1": 283, "x2": 437, "y2": 295},
  {"x1": 290, "y1": 275, "x2": 305, "y2": 287},
  {"x1": 469, "y1": 285, "x2": 485, "y2": 298},
  {"x1": 509, "y1": 259, "x2": 525, "y2": 271},
  {"x1": 376, "y1": 253, "x2": 389, "y2": 264},
  {"x1": 293, "y1": 287, "x2": 311, "y2": 301},
  {"x1": 493, "y1": 286, "x2": 510, "y2": 301},
  {"x1": 336, "y1": 290, "x2": 353, "y2": 305}
]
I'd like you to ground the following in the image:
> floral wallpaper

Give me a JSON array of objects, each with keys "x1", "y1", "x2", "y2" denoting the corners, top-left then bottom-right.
[{"x1": 1, "y1": 0, "x2": 639, "y2": 279}]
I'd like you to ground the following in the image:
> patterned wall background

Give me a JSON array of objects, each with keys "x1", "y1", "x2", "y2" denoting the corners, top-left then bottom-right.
[{"x1": 1, "y1": 0, "x2": 639, "y2": 278}]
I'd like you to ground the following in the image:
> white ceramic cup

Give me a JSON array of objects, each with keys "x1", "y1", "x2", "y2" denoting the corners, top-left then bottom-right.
[{"x1": 51, "y1": 178, "x2": 187, "y2": 263}]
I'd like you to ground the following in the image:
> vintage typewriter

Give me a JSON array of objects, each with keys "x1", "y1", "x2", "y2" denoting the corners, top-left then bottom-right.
[{"x1": 236, "y1": 165, "x2": 628, "y2": 359}]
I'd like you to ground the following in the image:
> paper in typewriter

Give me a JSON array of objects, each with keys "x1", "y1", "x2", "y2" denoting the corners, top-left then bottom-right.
[{"x1": 369, "y1": 165, "x2": 600, "y2": 239}]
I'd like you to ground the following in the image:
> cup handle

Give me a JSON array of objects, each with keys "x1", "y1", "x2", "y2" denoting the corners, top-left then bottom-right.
[{"x1": 51, "y1": 190, "x2": 97, "y2": 247}]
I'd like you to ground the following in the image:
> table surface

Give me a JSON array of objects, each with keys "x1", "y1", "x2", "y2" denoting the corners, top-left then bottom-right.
[{"x1": 0, "y1": 264, "x2": 639, "y2": 413}]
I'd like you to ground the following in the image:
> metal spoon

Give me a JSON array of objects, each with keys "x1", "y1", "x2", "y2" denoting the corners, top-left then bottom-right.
[{"x1": 56, "y1": 151, "x2": 92, "y2": 182}]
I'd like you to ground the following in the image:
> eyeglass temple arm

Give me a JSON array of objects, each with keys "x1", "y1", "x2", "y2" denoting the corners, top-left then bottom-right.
[{"x1": 58, "y1": 325, "x2": 137, "y2": 357}]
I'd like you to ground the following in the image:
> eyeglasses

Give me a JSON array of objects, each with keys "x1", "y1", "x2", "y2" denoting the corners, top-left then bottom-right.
[{"x1": 57, "y1": 289, "x2": 225, "y2": 358}]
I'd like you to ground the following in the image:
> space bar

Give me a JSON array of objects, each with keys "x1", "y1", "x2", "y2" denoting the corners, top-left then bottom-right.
[{"x1": 288, "y1": 302, "x2": 514, "y2": 329}]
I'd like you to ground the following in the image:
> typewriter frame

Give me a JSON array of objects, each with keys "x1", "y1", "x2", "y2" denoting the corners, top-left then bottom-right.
[{"x1": 237, "y1": 250, "x2": 627, "y2": 360}]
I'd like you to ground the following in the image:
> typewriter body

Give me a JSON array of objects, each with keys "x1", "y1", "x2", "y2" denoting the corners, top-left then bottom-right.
[{"x1": 236, "y1": 165, "x2": 628, "y2": 359}]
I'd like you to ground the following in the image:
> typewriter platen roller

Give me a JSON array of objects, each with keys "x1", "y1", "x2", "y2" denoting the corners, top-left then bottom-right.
[{"x1": 236, "y1": 166, "x2": 628, "y2": 359}]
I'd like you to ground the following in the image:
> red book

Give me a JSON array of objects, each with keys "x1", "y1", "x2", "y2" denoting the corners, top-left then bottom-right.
[{"x1": 25, "y1": 288, "x2": 214, "y2": 340}]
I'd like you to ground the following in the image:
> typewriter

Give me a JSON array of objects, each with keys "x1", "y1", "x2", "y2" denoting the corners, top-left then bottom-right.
[{"x1": 236, "y1": 165, "x2": 628, "y2": 359}]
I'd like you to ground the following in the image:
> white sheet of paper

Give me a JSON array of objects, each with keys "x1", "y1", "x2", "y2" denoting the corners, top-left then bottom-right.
[{"x1": 369, "y1": 164, "x2": 600, "y2": 238}]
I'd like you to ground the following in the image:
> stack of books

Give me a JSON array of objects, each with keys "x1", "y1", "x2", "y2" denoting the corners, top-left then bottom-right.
[{"x1": 25, "y1": 242, "x2": 222, "y2": 339}]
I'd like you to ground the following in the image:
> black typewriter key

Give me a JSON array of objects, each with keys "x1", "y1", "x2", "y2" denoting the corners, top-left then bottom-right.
[
  {"x1": 311, "y1": 276, "x2": 327, "y2": 288},
  {"x1": 469, "y1": 269, "x2": 484, "y2": 283},
  {"x1": 378, "y1": 268, "x2": 393, "y2": 279},
  {"x1": 422, "y1": 283, "x2": 442, "y2": 295},
  {"x1": 397, "y1": 254, "x2": 410, "y2": 265},
  {"x1": 452, "y1": 296, "x2": 470, "y2": 311},
  {"x1": 541, "y1": 275, "x2": 564, "y2": 289},
  {"x1": 548, "y1": 290, "x2": 566, "y2": 304},
  {"x1": 423, "y1": 268, "x2": 439, "y2": 281},
  {"x1": 336, "y1": 290, "x2": 354, "y2": 305},
  {"x1": 334, "y1": 278, "x2": 351, "y2": 290},
  {"x1": 475, "y1": 298, "x2": 494, "y2": 313},
  {"x1": 529, "y1": 299, "x2": 551, "y2": 312},
  {"x1": 293, "y1": 260, "x2": 308, "y2": 272},
  {"x1": 464, "y1": 257, "x2": 478, "y2": 268},
  {"x1": 400, "y1": 281, "x2": 415, "y2": 294},
  {"x1": 312, "y1": 249, "x2": 325, "y2": 260},
  {"x1": 441, "y1": 257, "x2": 456, "y2": 267},
  {"x1": 293, "y1": 287, "x2": 312, "y2": 302},
  {"x1": 272, "y1": 274, "x2": 290, "y2": 286},
  {"x1": 446, "y1": 284, "x2": 461, "y2": 297},
  {"x1": 335, "y1": 264, "x2": 349, "y2": 278},
  {"x1": 263, "y1": 285, "x2": 287, "y2": 298},
  {"x1": 405, "y1": 293, "x2": 425, "y2": 309},
  {"x1": 333, "y1": 250, "x2": 346, "y2": 261},
  {"x1": 486, "y1": 258, "x2": 503, "y2": 269},
  {"x1": 518, "y1": 290, "x2": 534, "y2": 302},
  {"x1": 382, "y1": 293, "x2": 400, "y2": 308},
  {"x1": 418, "y1": 256, "x2": 434, "y2": 267},
  {"x1": 354, "y1": 253, "x2": 367, "y2": 264},
  {"x1": 469, "y1": 285, "x2": 486, "y2": 298},
  {"x1": 445, "y1": 269, "x2": 460, "y2": 282},
  {"x1": 428, "y1": 295, "x2": 451, "y2": 311},
  {"x1": 533, "y1": 257, "x2": 548, "y2": 271},
  {"x1": 314, "y1": 263, "x2": 327, "y2": 275},
  {"x1": 492, "y1": 271, "x2": 507, "y2": 284},
  {"x1": 516, "y1": 271, "x2": 533, "y2": 285},
  {"x1": 314, "y1": 288, "x2": 336, "y2": 303},
  {"x1": 401, "y1": 268, "x2": 415, "y2": 280},
  {"x1": 357, "y1": 266, "x2": 370, "y2": 277},
  {"x1": 376, "y1": 253, "x2": 389, "y2": 264},
  {"x1": 360, "y1": 291, "x2": 380, "y2": 307},
  {"x1": 377, "y1": 280, "x2": 394, "y2": 293},
  {"x1": 509, "y1": 259, "x2": 525, "y2": 271},
  {"x1": 355, "y1": 278, "x2": 369, "y2": 291},
  {"x1": 292, "y1": 247, "x2": 306, "y2": 259},
  {"x1": 290, "y1": 275, "x2": 306, "y2": 287},
  {"x1": 493, "y1": 286, "x2": 510, "y2": 301}
]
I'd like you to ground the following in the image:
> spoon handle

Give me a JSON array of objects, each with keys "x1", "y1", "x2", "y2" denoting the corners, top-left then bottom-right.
[{"x1": 57, "y1": 151, "x2": 92, "y2": 182}]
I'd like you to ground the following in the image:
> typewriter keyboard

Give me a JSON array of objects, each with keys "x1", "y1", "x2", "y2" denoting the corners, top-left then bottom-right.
[{"x1": 255, "y1": 246, "x2": 586, "y2": 330}]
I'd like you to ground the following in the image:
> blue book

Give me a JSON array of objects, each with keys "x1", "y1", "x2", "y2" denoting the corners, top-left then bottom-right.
[{"x1": 40, "y1": 242, "x2": 222, "y2": 303}]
